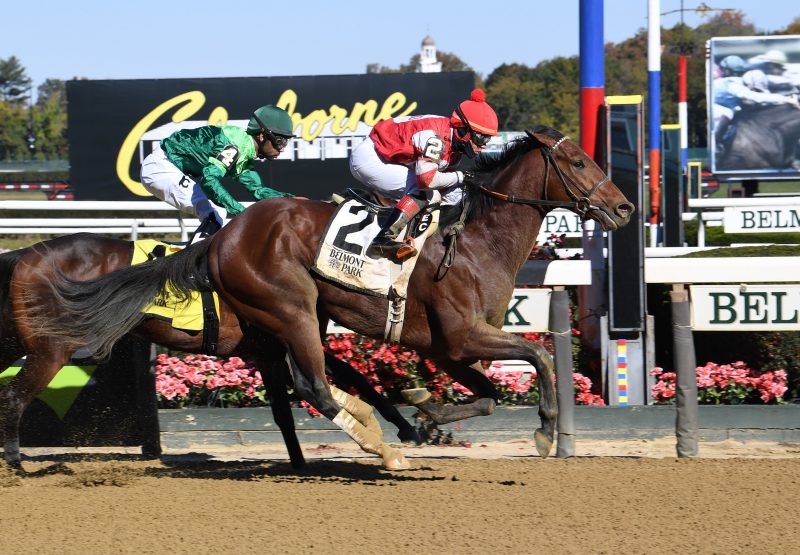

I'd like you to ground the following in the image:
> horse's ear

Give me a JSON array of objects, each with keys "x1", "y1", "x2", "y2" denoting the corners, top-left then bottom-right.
[{"x1": 525, "y1": 129, "x2": 548, "y2": 148}]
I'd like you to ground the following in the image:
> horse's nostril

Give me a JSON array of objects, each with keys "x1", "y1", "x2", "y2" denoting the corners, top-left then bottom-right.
[{"x1": 616, "y1": 203, "x2": 635, "y2": 219}]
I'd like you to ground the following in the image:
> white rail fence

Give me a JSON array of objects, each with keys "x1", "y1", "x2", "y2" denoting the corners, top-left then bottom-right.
[
  {"x1": 0, "y1": 200, "x2": 249, "y2": 241},
  {"x1": 2, "y1": 197, "x2": 798, "y2": 248}
]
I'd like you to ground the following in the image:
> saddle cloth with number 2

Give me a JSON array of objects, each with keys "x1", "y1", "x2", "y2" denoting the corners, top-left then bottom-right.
[{"x1": 311, "y1": 197, "x2": 440, "y2": 298}]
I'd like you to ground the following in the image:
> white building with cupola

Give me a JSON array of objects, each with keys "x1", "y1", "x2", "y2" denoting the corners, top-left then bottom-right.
[{"x1": 417, "y1": 35, "x2": 442, "y2": 73}]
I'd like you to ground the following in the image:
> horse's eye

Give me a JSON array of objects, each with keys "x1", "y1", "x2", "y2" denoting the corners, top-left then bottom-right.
[{"x1": 573, "y1": 159, "x2": 585, "y2": 169}]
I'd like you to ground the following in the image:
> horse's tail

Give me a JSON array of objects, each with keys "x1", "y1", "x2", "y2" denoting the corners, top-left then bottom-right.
[{"x1": 29, "y1": 240, "x2": 214, "y2": 361}]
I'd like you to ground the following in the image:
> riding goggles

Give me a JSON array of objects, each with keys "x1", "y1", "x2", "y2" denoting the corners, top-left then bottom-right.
[
  {"x1": 253, "y1": 113, "x2": 291, "y2": 150},
  {"x1": 455, "y1": 106, "x2": 493, "y2": 146}
]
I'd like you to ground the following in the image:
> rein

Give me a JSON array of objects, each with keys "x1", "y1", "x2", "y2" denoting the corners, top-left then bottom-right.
[
  {"x1": 480, "y1": 135, "x2": 609, "y2": 219},
  {"x1": 436, "y1": 132, "x2": 610, "y2": 279}
]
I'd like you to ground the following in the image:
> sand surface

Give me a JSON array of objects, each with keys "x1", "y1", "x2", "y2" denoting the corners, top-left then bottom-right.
[{"x1": 2, "y1": 438, "x2": 799, "y2": 554}]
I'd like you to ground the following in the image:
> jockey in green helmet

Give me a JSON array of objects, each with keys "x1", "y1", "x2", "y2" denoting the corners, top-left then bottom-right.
[{"x1": 140, "y1": 104, "x2": 295, "y2": 243}]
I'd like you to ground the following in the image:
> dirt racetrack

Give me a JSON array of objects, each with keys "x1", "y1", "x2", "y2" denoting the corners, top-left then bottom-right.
[{"x1": 2, "y1": 439, "x2": 800, "y2": 555}]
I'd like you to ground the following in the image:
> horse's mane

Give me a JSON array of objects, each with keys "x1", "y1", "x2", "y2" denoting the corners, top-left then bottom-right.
[{"x1": 439, "y1": 125, "x2": 564, "y2": 228}]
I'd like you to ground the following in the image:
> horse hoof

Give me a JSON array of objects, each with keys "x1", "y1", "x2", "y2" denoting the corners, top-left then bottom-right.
[
  {"x1": 381, "y1": 447, "x2": 411, "y2": 471},
  {"x1": 401, "y1": 388, "x2": 431, "y2": 405},
  {"x1": 534, "y1": 429, "x2": 553, "y2": 459}
]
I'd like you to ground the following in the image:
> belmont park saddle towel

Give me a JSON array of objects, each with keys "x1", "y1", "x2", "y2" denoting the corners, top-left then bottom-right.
[{"x1": 311, "y1": 192, "x2": 440, "y2": 299}]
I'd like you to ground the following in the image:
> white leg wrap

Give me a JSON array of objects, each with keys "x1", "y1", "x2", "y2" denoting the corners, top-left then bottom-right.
[
  {"x1": 330, "y1": 388, "x2": 411, "y2": 470},
  {"x1": 332, "y1": 409, "x2": 383, "y2": 455}
]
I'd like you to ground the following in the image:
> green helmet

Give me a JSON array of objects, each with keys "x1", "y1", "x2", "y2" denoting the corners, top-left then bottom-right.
[{"x1": 247, "y1": 105, "x2": 294, "y2": 136}]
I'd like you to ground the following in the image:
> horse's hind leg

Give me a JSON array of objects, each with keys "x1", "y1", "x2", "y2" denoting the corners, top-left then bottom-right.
[
  {"x1": 0, "y1": 338, "x2": 25, "y2": 459},
  {"x1": 324, "y1": 353, "x2": 421, "y2": 445},
  {"x1": 263, "y1": 358, "x2": 305, "y2": 468},
  {"x1": 285, "y1": 349, "x2": 408, "y2": 470},
  {"x1": 0, "y1": 350, "x2": 69, "y2": 465}
]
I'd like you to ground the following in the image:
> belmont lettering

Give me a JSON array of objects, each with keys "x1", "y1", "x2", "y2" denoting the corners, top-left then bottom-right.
[
  {"x1": 710, "y1": 292, "x2": 737, "y2": 324},
  {"x1": 328, "y1": 247, "x2": 365, "y2": 278},
  {"x1": 740, "y1": 291, "x2": 768, "y2": 324},
  {"x1": 504, "y1": 295, "x2": 531, "y2": 327},
  {"x1": 709, "y1": 291, "x2": 798, "y2": 325},
  {"x1": 741, "y1": 209, "x2": 800, "y2": 230}
]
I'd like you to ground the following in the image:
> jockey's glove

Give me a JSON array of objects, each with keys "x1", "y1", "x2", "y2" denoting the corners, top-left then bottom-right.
[{"x1": 462, "y1": 170, "x2": 479, "y2": 185}]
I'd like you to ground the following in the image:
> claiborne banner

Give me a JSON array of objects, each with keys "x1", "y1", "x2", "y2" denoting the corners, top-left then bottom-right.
[
  {"x1": 707, "y1": 35, "x2": 800, "y2": 180},
  {"x1": 66, "y1": 72, "x2": 474, "y2": 200}
]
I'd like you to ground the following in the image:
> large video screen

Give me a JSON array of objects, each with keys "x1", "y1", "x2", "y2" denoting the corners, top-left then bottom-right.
[
  {"x1": 67, "y1": 72, "x2": 474, "y2": 200},
  {"x1": 707, "y1": 36, "x2": 800, "y2": 179}
]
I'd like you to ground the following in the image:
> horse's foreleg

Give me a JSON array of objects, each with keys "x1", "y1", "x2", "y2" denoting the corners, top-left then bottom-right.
[
  {"x1": 325, "y1": 353, "x2": 421, "y2": 445},
  {"x1": 285, "y1": 349, "x2": 409, "y2": 470},
  {"x1": 403, "y1": 360, "x2": 498, "y2": 424},
  {"x1": 263, "y1": 358, "x2": 305, "y2": 469},
  {"x1": 456, "y1": 323, "x2": 557, "y2": 458}
]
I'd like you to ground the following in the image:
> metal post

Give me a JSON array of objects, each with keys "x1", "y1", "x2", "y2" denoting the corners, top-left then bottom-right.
[
  {"x1": 551, "y1": 287, "x2": 575, "y2": 458},
  {"x1": 697, "y1": 211, "x2": 706, "y2": 247},
  {"x1": 670, "y1": 284, "x2": 698, "y2": 457},
  {"x1": 648, "y1": 0, "x2": 662, "y2": 227}
]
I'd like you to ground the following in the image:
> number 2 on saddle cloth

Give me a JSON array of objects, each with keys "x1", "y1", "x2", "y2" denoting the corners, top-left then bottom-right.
[{"x1": 311, "y1": 192, "x2": 441, "y2": 301}]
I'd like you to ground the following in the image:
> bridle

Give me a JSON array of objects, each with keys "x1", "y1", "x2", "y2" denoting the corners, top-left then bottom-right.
[
  {"x1": 437, "y1": 132, "x2": 610, "y2": 279},
  {"x1": 479, "y1": 133, "x2": 610, "y2": 220}
]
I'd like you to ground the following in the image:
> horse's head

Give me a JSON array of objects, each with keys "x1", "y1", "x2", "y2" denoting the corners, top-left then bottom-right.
[{"x1": 526, "y1": 127, "x2": 634, "y2": 231}]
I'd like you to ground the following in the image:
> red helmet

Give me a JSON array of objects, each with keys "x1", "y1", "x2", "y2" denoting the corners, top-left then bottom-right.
[{"x1": 451, "y1": 89, "x2": 499, "y2": 144}]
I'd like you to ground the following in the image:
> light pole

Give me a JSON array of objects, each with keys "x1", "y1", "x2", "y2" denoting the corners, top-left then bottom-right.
[{"x1": 26, "y1": 92, "x2": 36, "y2": 158}]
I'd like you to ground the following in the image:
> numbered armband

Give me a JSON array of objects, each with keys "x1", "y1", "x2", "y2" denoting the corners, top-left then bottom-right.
[
  {"x1": 422, "y1": 135, "x2": 445, "y2": 162},
  {"x1": 216, "y1": 145, "x2": 240, "y2": 170}
]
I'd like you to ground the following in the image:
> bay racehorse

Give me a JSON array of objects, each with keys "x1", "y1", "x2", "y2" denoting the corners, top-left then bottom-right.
[
  {"x1": 0, "y1": 234, "x2": 420, "y2": 468},
  {"x1": 27, "y1": 127, "x2": 634, "y2": 462},
  {"x1": 719, "y1": 103, "x2": 800, "y2": 171}
]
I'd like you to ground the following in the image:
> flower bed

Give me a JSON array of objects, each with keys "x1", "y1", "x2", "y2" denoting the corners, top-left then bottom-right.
[
  {"x1": 650, "y1": 361, "x2": 788, "y2": 405},
  {"x1": 154, "y1": 332, "x2": 604, "y2": 409}
]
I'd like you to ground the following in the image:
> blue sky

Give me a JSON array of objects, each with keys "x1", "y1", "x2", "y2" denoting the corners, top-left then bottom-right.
[{"x1": 4, "y1": 0, "x2": 798, "y2": 94}]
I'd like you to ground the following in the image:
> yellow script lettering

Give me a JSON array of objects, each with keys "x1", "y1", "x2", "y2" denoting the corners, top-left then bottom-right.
[
  {"x1": 117, "y1": 91, "x2": 209, "y2": 196},
  {"x1": 275, "y1": 89, "x2": 417, "y2": 140}
]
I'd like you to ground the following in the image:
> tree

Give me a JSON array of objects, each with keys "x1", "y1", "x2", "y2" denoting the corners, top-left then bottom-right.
[
  {"x1": 32, "y1": 93, "x2": 68, "y2": 159},
  {"x1": 0, "y1": 56, "x2": 32, "y2": 104},
  {"x1": 485, "y1": 58, "x2": 580, "y2": 137},
  {"x1": 785, "y1": 17, "x2": 800, "y2": 35},
  {"x1": 37, "y1": 79, "x2": 66, "y2": 110},
  {"x1": 0, "y1": 101, "x2": 30, "y2": 160}
]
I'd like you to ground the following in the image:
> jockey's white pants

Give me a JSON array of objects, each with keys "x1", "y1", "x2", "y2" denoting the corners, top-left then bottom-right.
[
  {"x1": 349, "y1": 137, "x2": 463, "y2": 206},
  {"x1": 140, "y1": 144, "x2": 227, "y2": 226}
]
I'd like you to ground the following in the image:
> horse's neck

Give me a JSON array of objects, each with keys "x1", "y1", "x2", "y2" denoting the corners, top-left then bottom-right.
[
  {"x1": 468, "y1": 196, "x2": 545, "y2": 275},
  {"x1": 474, "y1": 157, "x2": 548, "y2": 272}
]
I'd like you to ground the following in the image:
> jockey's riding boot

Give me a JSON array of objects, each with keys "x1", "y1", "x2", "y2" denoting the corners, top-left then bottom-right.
[
  {"x1": 189, "y1": 214, "x2": 222, "y2": 245},
  {"x1": 366, "y1": 209, "x2": 412, "y2": 259}
]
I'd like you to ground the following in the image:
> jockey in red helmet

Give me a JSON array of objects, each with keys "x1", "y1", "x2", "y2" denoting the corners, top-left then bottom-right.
[{"x1": 349, "y1": 89, "x2": 499, "y2": 259}]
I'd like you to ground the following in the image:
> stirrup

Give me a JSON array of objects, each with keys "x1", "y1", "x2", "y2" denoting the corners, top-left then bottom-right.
[{"x1": 395, "y1": 236, "x2": 417, "y2": 260}]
